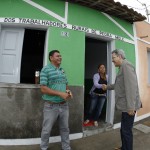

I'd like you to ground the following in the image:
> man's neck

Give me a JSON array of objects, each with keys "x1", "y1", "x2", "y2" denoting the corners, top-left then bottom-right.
[
  {"x1": 51, "y1": 62, "x2": 60, "y2": 68},
  {"x1": 119, "y1": 59, "x2": 124, "y2": 67}
]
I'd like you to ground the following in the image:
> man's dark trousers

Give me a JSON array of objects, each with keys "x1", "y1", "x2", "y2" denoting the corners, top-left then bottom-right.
[{"x1": 120, "y1": 112, "x2": 135, "y2": 150}]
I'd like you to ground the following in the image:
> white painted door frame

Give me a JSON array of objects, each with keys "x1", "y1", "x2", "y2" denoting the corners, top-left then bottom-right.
[{"x1": 106, "y1": 40, "x2": 116, "y2": 124}]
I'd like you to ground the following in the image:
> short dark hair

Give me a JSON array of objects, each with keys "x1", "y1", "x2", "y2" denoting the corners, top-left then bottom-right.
[{"x1": 49, "y1": 50, "x2": 60, "y2": 61}]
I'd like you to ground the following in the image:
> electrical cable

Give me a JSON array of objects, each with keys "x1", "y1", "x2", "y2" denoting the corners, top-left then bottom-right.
[
  {"x1": 120, "y1": 0, "x2": 150, "y2": 10},
  {"x1": 136, "y1": 0, "x2": 150, "y2": 22}
]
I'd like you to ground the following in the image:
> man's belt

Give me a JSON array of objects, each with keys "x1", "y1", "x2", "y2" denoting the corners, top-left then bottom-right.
[{"x1": 46, "y1": 101, "x2": 66, "y2": 104}]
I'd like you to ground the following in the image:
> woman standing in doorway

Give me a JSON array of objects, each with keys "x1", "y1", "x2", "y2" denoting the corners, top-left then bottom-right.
[{"x1": 84, "y1": 64, "x2": 107, "y2": 127}]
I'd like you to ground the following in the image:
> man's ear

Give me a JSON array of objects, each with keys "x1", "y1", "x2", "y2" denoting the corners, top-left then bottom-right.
[
  {"x1": 119, "y1": 55, "x2": 122, "y2": 59},
  {"x1": 50, "y1": 56, "x2": 53, "y2": 61}
]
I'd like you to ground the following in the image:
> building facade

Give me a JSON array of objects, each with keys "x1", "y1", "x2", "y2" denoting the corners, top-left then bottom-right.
[
  {"x1": 135, "y1": 21, "x2": 150, "y2": 119},
  {"x1": 0, "y1": 0, "x2": 148, "y2": 144}
]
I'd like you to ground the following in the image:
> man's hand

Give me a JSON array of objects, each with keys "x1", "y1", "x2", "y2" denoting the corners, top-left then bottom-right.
[
  {"x1": 40, "y1": 85, "x2": 73, "y2": 100},
  {"x1": 59, "y1": 92, "x2": 71, "y2": 100},
  {"x1": 66, "y1": 90, "x2": 73, "y2": 99},
  {"x1": 128, "y1": 110, "x2": 136, "y2": 116},
  {"x1": 102, "y1": 84, "x2": 107, "y2": 90}
]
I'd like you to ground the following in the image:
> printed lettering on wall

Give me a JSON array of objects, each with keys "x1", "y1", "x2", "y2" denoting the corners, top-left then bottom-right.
[{"x1": 0, "y1": 17, "x2": 134, "y2": 44}]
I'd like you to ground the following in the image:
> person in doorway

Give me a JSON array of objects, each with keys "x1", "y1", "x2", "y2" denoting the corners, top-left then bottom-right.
[
  {"x1": 84, "y1": 64, "x2": 107, "y2": 127},
  {"x1": 40, "y1": 50, "x2": 72, "y2": 150},
  {"x1": 102, "y1": 49, "x2": 142, "y2": 150}
]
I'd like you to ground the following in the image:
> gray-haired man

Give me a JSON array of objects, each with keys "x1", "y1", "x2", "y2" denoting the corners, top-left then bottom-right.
[{"x1": 103, "y1": 49, "x2": 142, "y2": 150}]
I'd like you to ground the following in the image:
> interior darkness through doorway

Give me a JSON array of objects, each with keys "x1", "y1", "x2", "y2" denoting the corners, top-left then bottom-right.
[
  {"x1": 20, "y1": 29, "x2": 46, "y2": 84},
  {"x1": 84, "y1": 37, "x2": 107, "y2": 123}
]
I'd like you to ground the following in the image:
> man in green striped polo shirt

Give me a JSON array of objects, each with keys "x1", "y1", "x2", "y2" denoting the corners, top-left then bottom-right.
[{"x1": 40, "y1": 50, "x2": 72, "y2": 150}]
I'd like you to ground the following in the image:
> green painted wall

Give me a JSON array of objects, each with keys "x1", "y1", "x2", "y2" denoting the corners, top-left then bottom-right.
[
  {"x1": 0, "y1": 0, "x2": 136, "y2": 85},
  {"x1": 0, "y1": 0, "x2": 63, "y2": 21},
  {"x1": 68, "y1": 3, "x2": 133, "y2": 40},
  {"x1": 0, "y1": 0, "x2": 133, "y2": 40},
  {"x1": 116, "y1": 41, "x2": 135, "y2": 66},
  {"x1": 48, "y1": 27, "x2": 85, "y2": 86},
  {"x1": 32, "y1": 0, "x2": 65, "y2": 17},
  {"x1": 111, "y1": 16, "x2": 134, "y2": 36}
]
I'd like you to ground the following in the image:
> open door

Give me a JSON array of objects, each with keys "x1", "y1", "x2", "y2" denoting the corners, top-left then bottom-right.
[
  {"x1": 84, "y1": 37, "x2": 108, "y2": 127},
  {"x1": 0, "y1": 28, "x2": 24, "y2": 83},
  {"x1": 20, "y1": 29, "x2": 46, "y2": 84}
]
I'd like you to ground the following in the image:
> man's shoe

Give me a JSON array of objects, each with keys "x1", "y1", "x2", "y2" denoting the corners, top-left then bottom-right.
[
  {"x1": 114, "y1": 146, "x2": 121, "y2": 150},
  {"x1": 94, "y1": 121, "x2": 98, "y2": 127}
]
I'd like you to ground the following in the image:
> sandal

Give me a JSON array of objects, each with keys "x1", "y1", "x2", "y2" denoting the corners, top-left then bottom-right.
[
  {"x1": 94, "y1": 121, "x2": 98, "y2": 127},
  {"x1": 84, "y1": 119, "x2": 90, "y2": 124}
]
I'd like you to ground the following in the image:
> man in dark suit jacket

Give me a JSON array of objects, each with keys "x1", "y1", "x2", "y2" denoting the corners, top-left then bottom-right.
[{"x1": 103, "y1": 49, "x2": 142, "y2": 150}]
